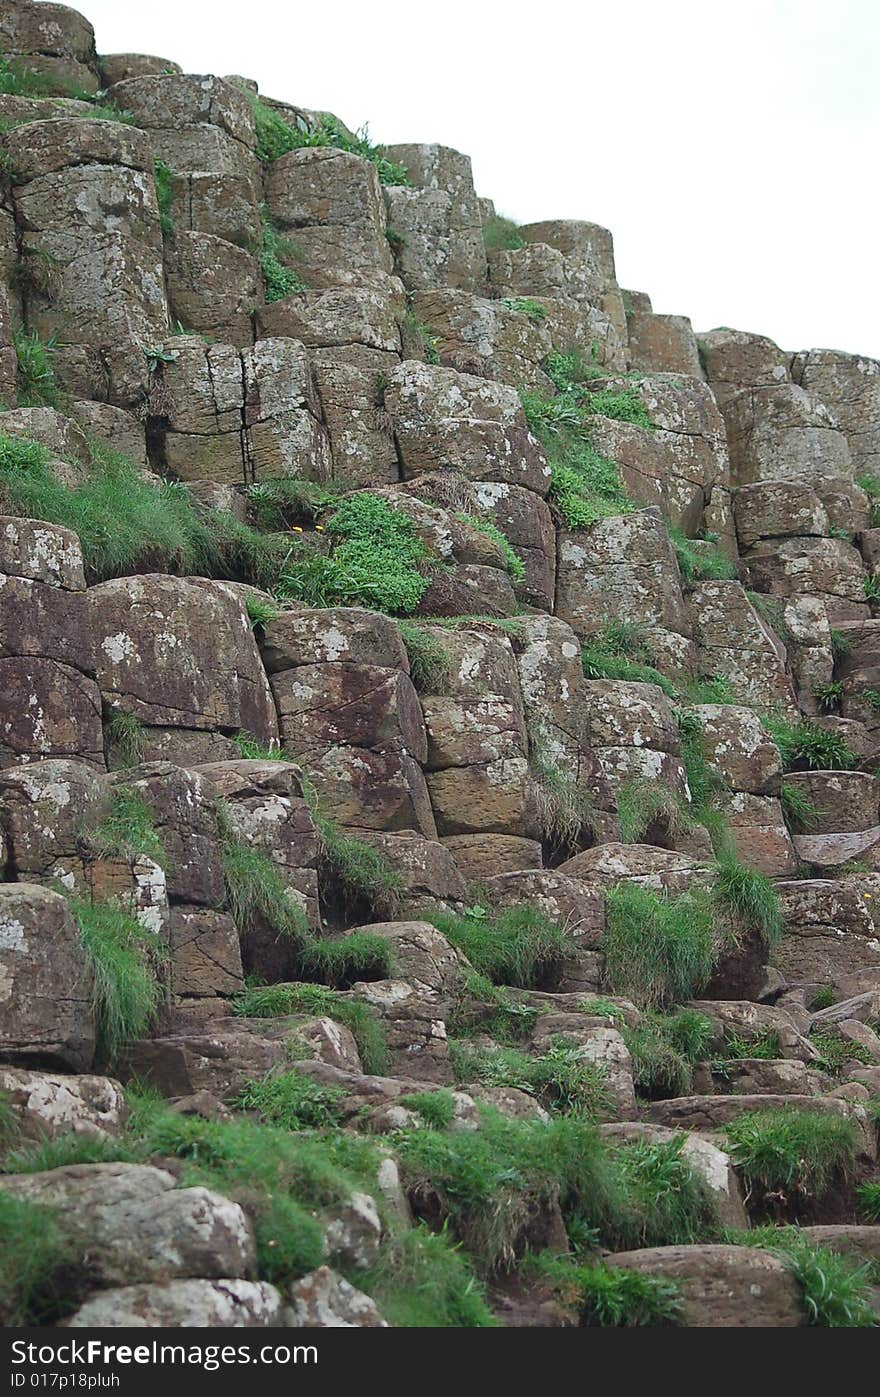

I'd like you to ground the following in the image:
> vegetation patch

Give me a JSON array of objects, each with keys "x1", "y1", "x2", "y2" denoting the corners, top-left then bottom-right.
[
  {"x1": 153, "y1": 159, "x2": 175, "y2": 236},
  {"x1": 250, "y1": 98, "x2": 408, "y2": 184},
  {"x1": 246, "y1": 477, "x2": 338, "y2": 529},
  {"x1": 232, "y1": 982, "x2": 390, "y2": 1075},
  {"x1": 482, "y1": 215, "x2": 524, "y2": 252},
  {"x1": 259, "y1": 205, "x2": 306, "y2": 302},
  {"x1": 450, "y1": 1040, "x2": 612, "y2": 1118},
  {"x1": 730, "y1": 1225, "x2": 877, "y2": 1327},
  {"x1": 0, "y1": 1195, "x2": 86, "y2": 1326},
  {"x1": 85, "y1": 786, "x2": 165, "y2": 867},
  {"x1": 521, "y1": 380, "x2": 639, "y2": 530},
  {"x1": 456, "y1": 513, "x2": 525, "y2": 582},
  {"x1": 668, "y1": 527, "x2": 736, "y2": 587},
  {"x1": 103, "y1": 711, "x2": 144, "y2": 771},
  {"x1": 603, "y1": 884, "x2": 719, "y2": 1009},
  {"x1": 397, "y1": 620, "x2": 451, "y2": 694},
  {"x1": 529, "y1": 1252, "x2": 682, "y2": 1326},
  {"x1": 69, "y1": 897, "x2": 166, "y2": 1062},
  {"x1": 398, "y1": 1090, "x2": 459, "y2": 1130},
  {"x1": 624, "y1": 1010, "x2": 715, "y2": 1098},
  {"x1": 430, "y1": 906, "x2": 575, "y2": 990},
  {"x1": 501, "y1": 297, "x2": 546, "y2": 323},
  {"x1": 13, "y1": 325, "x2": 60, "y2": 408},
  {"x1": 235, "y1": 1069, "x2": 345, "y2": 1129},
  {"x1": 763, "y1": 716, "x2": 856, "y2": 772},
  {"x1": 724, "y1": 1108, "x2": 861, "y2": 1213},
  {"x1": 581, "y1": 622, "x2": 676, "y2": 696}
]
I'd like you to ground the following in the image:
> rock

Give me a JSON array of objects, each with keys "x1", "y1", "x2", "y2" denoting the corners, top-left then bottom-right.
[
  {"x1": 812, "y1": 991, "x2": 880, "y2": 1028},
  {"x1": 385, "y1": 361, "x2": 550, "y2": 495},
  {"x1": 837, "y1": 1018, "x2": 880, "y2": 1063},
  {"x1": 285, "y1": 1267, "x2": 387, "y2": 1327},
  {"x1": 65, "y1": 1279, "x2": 282, "y2": 1328},
  {"x1": 688, "y1": 704, "x2": 782, "y2": 794},
  {"x1": 641, "y1": 1094, "x2": 874, "y2": 1158},
  {"x1": 323, "y1": 1192, "x2": 382, "y2": 1269},
  {"x1": 0, "y1": 1162, "x2": 255, "y2": 1284},
  {"x1": 713, "y1": 1058, "x2": 825, "y2": 1096},
  {"x1": 533, "y1": 1022, "x2": 635, "y2": 1118},
  {"x1": 411, "y1": 288, "x2": 552, "y2": 391},
  {"x1": 559, "y1": 843, "x2": 708, "y2": 895},
  {"x1": 484, "y1": 869, "x2": 604, "y2": 945},
  {"x1": 357, "y1": 832, "x2": 467, "y2": 908},
  {"x1": 108, "y1": 72, "x2": 257, "y2": 180},
  {"x1": 712, "y1": 791, "x2": 797, "y2": 878},
  {"x1": 606, "y1": 1245, "x2": 802, "y2": 1327},
  {"x1": 798, "y1": 1225, "x2": 880, "y2": 1264},
  {"x1": 89, "y1": 576, "x2": 278, "y2": 744},
  {"x1": 734, "y1": 480, "x2": 829, "y2": 549},
  {"x1": 626, "y1": 310, "x2": 703, "y2": 377},
  {"x1": 792, "y1": 348, "x2": 880, "y2": 479},
  {"x1": 775, "y1": 878, "x2": 880, "y2": 991},
  {"x1": 111, "y1": 763, "x2": 224, "y2": 907},
  {"x1": 260, "y1": 606, "x2": 408, "y2": 672},
  {"x1": 169, "y1": 907, "x2": 243, "y2": 999},
  {"x1": 600, "y1": 1122, "x2": 748, "y2": 1229},
  {"x1": 0, "y1": 884, "x2": 95, "y2": 1071},
  {"x1": 0, "y1": 1068, "x2": 126, "y2": 1140},
  {"x1": 266, "y1": 147, "x2": 391, "y2": 281},
  {"x1": 348, "y1": 980, "x2": 452, "y2": 1082},
  {"x1": 0, "y1": 759, "x2": 106, "y2": 881},
  {"x1": 384, "y1": 143, "x2": 485, "y2": 293},
  {"x1": 724, "y1": 382, "x2": 854, "y2": 490},
  {"x1": 782, "y1": 771, "x2": 879, "y2": 835},
  {"x1": 687, "y1": 1000, "x2": 821, "y2": 1062},
  {"x1": 689, "y1": 580, "x2": 798, "y2": 715},
  {"x1": 345, "y1": 921, "x2": 465, "y2": 996}
]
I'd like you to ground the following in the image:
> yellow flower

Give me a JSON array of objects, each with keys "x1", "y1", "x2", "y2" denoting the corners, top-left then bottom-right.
[{"x1": 291, "y1": 525, "x2": 303, "y2": 533}]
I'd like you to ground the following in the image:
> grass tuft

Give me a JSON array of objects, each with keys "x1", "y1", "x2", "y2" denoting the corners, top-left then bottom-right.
[
  {"x1": 725, "y1": 1108, "x2": 861, "y2": 1210},
  {"x1": 430, "y1": 906, "x2": 575, "y2": 990},
  {"x1": 69, "y1": 897, "x2": 165, "y2": 1061}
]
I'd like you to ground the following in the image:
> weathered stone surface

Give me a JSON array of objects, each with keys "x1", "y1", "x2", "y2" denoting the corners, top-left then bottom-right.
[
  {"x1": 0, "y1": 407, "x2": 90, "y2": 471},
  {"x1": 89, "y1": 576, "x2": 278, "y2": 741},
  {"x1": 442, "y1": 834, "x2": 543, "y2": 881},
  {"x1": 713, "y1": 1057, "x2": 826, "y2": 1096},
  {"x1": 783, "y1": 771, "x2": 879, "y2": 835},
  {"x1": 99, "y1": 54, "x2": 182, "y2": 86},
  {"x1": 273, "y1": 663, "x2": 426, "y2": 764},
  {"x1": 689, "y1": 580, "x2": 798, "y2": 715},
  {"x1": 357, "y1": 831, "x2": 467, "y2": 907},
  {"x1": 642, "y1": 1093, "x2": 873, "y2": 1157},
  {"x1": 470, "y1": 479, "x2": 556, "y2": 610},
  {"x1": 411, "y1": 289, "x2": 552, "y2": 392},
  {"x1": 285, "y1": 1267, "x2": 387, "y2": 1327},
  {"x1": 169, "y1": 907, "x2": 243, "y2": 999},
  {"x1": 626, "y1": 310, "x2": 703, "y2": 377},
  {"x1": 734, "y1": 480, "x2": 829, "y2": 549},
  {"x1": 257, "y1": 277, "x2": 403, "y2": 354},
  {"x1": 775, "y1": 878, "x2": 880, "y2": 990},
  {"x1": 485, "y1": 870, "x2": 604, "y2": 945},
  {"x1": 582, "y1": 680, "x2": 679, "y2": 754},
  {"x1": 260, "y1": 605, "x2": 408, "y2": 674},
  {"x1": 812, "y1": 990, "x2": 880, "y2": 1028},
  {"x1": 69, "y1": 401, "x2": 147, "y2": 467},
  {"x1": 311, "y1": 355, "x2": 399, "y2": 487},
  {"x1": 712, "y1": 791, "x2": 797, "y2": 878},
  {"x1": 689, "y1": 704, "x2": 782, "y2": 794},
  {"x1": 346, "y1": 921, "x2": 465, "y2": 996},
  {"x1": 744, "y1": 536, "x2": 866, "y2": 614},
  {"x1": 724, "y1": 383, "x2": 854, "y2": 489},
  {"x1": 349, "y1": 980, "x2": 451, "y2": 1082},
  {"x1": 384, "y1": 143, "x2": 485, "y2": 294},
  {"x1": 699, "y1": 329, "x2": 790, "y2": 409},
  {"x1": 110, "y1": 764, "x2": 224, "y2": 908},
  {"x1": 606, "y1": 1245, "x2": 802, "y2": 1327},
  {"x1": 108, "y1": 73, "x2": 257, "y2": 178},
  {"x1": 0, "y1": 1161, "x2": 255, "y2": 1283},
  {"x1": 559, "y1": 843, "x2": 707, "y2": 895},
  {"x1": 0, "y1": 884, "x2": 95, "y2": 1070},
  {"x1": 0, "y1": 759, "x2": 106, "y2": 881},
  {"x1": 798, "y1": 1225, "x2": 880, "y2": 1264},
  {"x1": 266, "y1": 147, "x2": 391, "y2": 281},
  {"x1": 170, "y1": 170, "x2": 260, "y2": 250},
  {"x1": 792, "y1": 348, "x2": 880, "y2": 479},
  {"x1": 165, "y1": 233, "x2": 258, "y2": 348},
  {"x1": 65, "y1": 1279, "x2": 283, "y2": 1328},
  {"x1": 385, "y1": 361, "x2": 550, "y2": 494},
  {"x1": 519, "y1": 220, "x2": 627, "y2": 347},
  {"x1": 0, "y1": 1068, "x2": 126, "y2": 1140}
]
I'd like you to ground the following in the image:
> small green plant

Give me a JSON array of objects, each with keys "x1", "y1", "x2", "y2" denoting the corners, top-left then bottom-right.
[
  {"x1": 781, "y1": 780, "x2": 821, "y2": 833},
  {"x1": 579, "y1": 997, "x2": 627, "y2": 1023},
  {"x1": 723, "y1": 1029, "x2": 781, "y2": 1061},
  {"x1": 361, "y1": 1225, "x2": 498, "y2": 1327},
  {"x1": 245, "y1": 594, "x2": 280, "y2": 630},
  {"x1": 221, "y1": 838, "x2": 309, "y2": 947},
  {"x1": 13, "y1": 325, "x2": 59, "y2": 407},
  {"x1": 603, "y1": 884, "x2": 719, "y2": 1009},
  {"x1": 730, "y1": 1226, "x2": 878, "y2": 1327},
  {"x1": 669, "y1": 528, "x2": 736, "y2": 587},
  {"x1": 530, "y1": 1254, "x2": 682, "y2": 1327},
  {"x1": 521, "y1": 382, "x2": 638, "y2": 530},
  {"x1": 581, "y1": 623, "x2": 676, "y2": 696},
  {"x1": 813, "y1": 680, "x2": 845, "y2": 713},
  {"x1": 713, "y1": 850, "x2": 784, "y2": 947},
  {"x1": 0, "y1": 1195, "x2": 85, "y2": 1326},
  {"x1": 278, "y1": 493, "x2": 431, "y2": 614},
  {"x1": 529, "y1": 734, "x2": 595, "y2": 856},
  {"x1": 763, "y1": 716, "x2": 856, "y2": 772},
  {"x1": 501, "y1": 297, "x2": 546, "y2": 322},
  {"x1": 451, "y1": 1040, "x2": 611, "y2": 1118},
  {"x1": 857, "y1": 1180, "x2": 880, "y2": 1222},
  {"x1": 403, "y1": 307, "x2": 440, "y2": 365},
  {"x1": 543, "y1": 346, "x2": 607, "y2": 391},
  {"x1": 397, "y1": 621, "x2": 451, "y2": 694},
  {"x1": 232, "y1": 982, "x2": 390, "y2": 1075},
  {"x1": 830, "y1": 628, "x2": 854, "y2": 660},
  {"x1": 864, "y1": 573, "x2": 880, "y2": 604},
  {"x1": 297, "y1": 930, "x2": 396, "y2": 987},
  {"x1": 809, "y1": 1029, "x2": 877, "y2": 1077},
  {"x1": 259, "y1": 205, "x2": 306, "y2": 302},
  {"x1": 725, "y1": 1108, "x2": 861, "y2": 1210},
  {"x1": 857, "y1": 474, "x2": 880, "y2": 527},
  {"x1": 69, "y1": 897, "x2": 165, "y2": 1061},
  {"x1": 398, "y1": 1090, "x2": 458, "y2": 1130},
  {"x1": 250, "y1": 97, "x2": 409, "y2": 184},
  {"x1": 246, "y1": 477, "x2": 338, "y2": 529},
  {"x1": 683, "y1": 674, "x2": 736, "y2": 704},
  {"x1": 482, "y1": 214, "x2": 525, "y2": 252},
  {"x1": 624, "y1": 1011, "x2": 715, "y2": 1098},
  {"x1": 232, "y1": 733, "x2": 287, "y2": 761},
  {"x1": 104, "y1": 710, "x2": 144, "y2": 771},
  {"x1": 153, "y1": 159, "x2": 175, "y2": 236},
  {"x1": 235, "y1": 1069, "x2": 344, "y2": 1129},
  {"x1": 858, "y1": 687, "x2": 880, "y2": 711},
  {"x1": 809, "y1": 985, "x2": 835, "y2": 1011},
  {"x1": 302, "y1": 780, "x2": 402, "y2": 920},
  {"x1": 616, "y1": 777, "x2": 694, "y2": 845},
  {"x1": 456, "y1": 513, "x2": 525, "y2": 582},
  {"x1": 85, "y1": 786, "x2": 166, "y2": 867},
  {"x1": 430, "y1": 906, "x2": 575, "y2": 989}
]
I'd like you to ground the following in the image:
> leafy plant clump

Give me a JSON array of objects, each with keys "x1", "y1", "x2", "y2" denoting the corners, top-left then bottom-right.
[
  {"x1": 730, "y1": 1226, "x2": 878, "y2": 1327},
  {"x1": 0, "y1": 1195, "x2": 85, "y2": 1326},
  {"x1": 251, "y1": 98, "x2": 409, "y2": 185},
  {"x1": 521, "y1": 379, "x2": 640, "y2": 530},
  {"x1": 430, "y1": 906, "x2": 575, "y2": 989},
  {"x1": 397, "y1": 621, "x2": 451, "y2": 694},
  {"x1": 69, "y1": 897, "x2": 166, "y2": 1061},
  {"x1": 103, "y1": 711, "x2": 144, "y2": 771},
  {"x1": 482, "y1": 214, "x2": 525, "y2": 252},
  {"x1": 13, "y1": 325, "x2": 60, "y2": 407},
  {"x1": 153, "y1": 159, "x2": 175, "y2": 236},
  {"x1": 581, "y1": 622, "x2": 676, "y2": 696},
  {"x1": 501, "y1": 297, "x2": 546, "y2": 322},
  {"x1": 450, "y1": 1040, "x2": 612, "y2": 1118},
  {"x1": 279, "y1": 493, "x2": 431, "y2": 614},
  {"x1": 530, "y1": 1253, "x2": 682, "y2": 1327},
  {"x1": 624, "y1": 1011, "x2": 715, "y2": 1098},
  {"x1": 235, "y1": 1069, "x2": 345, "y2": 1130},
  {"x1": 232, "y1": 982, "x2": 390, "y2": 1075},
  {"x1": 669, "y1": 527, "x2": 736, "y2": 587},
  {"x1": 84, "y1": 786, "x2": 166, "y2": 867},
  {"x1": 763, "y1": 716, "x2": 856, "y2": 772},
  {"x1": 603, "y1": 884, "x2": 719, "y2": 1009},
  {"x1": 725, "y1": 1109, "x2": 861, "y2": 1211},
  {"x1": 456, "y1": 513, "x2": 525, "y2": 582},
  {"x1": 259, "y1": 206, "x2": 306, "y2": 302}
]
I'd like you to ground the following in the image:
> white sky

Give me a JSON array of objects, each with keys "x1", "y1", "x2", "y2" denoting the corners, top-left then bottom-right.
[{"x1": 84, "y1": 0, "x2": 880, "y2": 358}]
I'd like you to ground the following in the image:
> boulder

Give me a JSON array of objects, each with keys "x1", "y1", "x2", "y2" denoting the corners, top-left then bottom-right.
[
  {"x1": 285, "y1": 1267, "x2": 387, "y2": 1327},
  {"x1": 0, "y1": 884, "x2": 95, "y2": 1071},
  {"x1": 606, "y1": 1245, "x2": 802, "y2": 1327},
  {"x1": 0, "y1": 1068, "x2": 126, "y2": 1140},
  {"x1": 65, "y1": 1279, "x2": 283, "y2": 1328},
  {"x1": 265, "y1": 147, "x2": 391, "y2": 281}
]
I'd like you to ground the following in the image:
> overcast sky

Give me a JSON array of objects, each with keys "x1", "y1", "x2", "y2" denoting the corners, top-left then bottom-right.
[{"x1": 85, "y1": 0, "x2": 879, "y2": 357}]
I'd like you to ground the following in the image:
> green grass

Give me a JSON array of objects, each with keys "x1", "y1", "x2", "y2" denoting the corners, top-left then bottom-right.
[
  {"x1": 501, "y1": 297, "x2": 546, "y2": 323},
  {"x1": 482, "y1": 214, "x2": 524, "y2": 252},
  {"x1": 13, "y1": 325, "x2": 60, "y2": 407},
  {"x1": 683, "y1": 674, "x2": 737, "y2": 704},
  {"x1": 529, "y1": 737, "x2": 595, "y2": 856},
  {"x1": 521, "y1": 383, "x2": 638, "y2": 530},
  {"x1": 221, "y1": 838, "x2": 309, "y2": 945},
  {"x1": 457, "y1": 513, "x2": 525, "y2": 582},
  {"x1": 232, "y1": 733, "x2": 287, "y2": 761},
  {"x1": 403, "y1": 307, "x2": 441, "y2": 365},
  {"x1": 0, "y1": 1195, "x2": 85, "y2": 1326},
  {"x1": 232, "y1": 982, "x2": 390, "y2": 1075},
  {"x1": 603, "y1": 884, "x2": 719, "y2": 1009},
  {"x1": 0, "y1": 433, "x2": 291, "y2": 588},
  {"x1": 530, "y1": 1253, "x2": 682, "y2": 1326},
  {"x1": 447, "y1": 972, "x2": 539, "y2": 1044},
  {"x1": 730, "y1": 1226, "x2": 877, "y2": 1326},
  {"x1": 763, "y1": 716, "x2": 856, "y2": 772},
  {"x1": 250, "y1": 97, "x2": 408, "y2": 184},
  {"x1": 616, "y1": 777, "x2": 694, "y2": 845},
  {"x1": 69, "y1": 897, "x2": 166, "y2": 1061},
  {"x1": 104, "y1": 711, "x2": 144, "y2": 771},
  {"x1": 857, "y1": 474, "x2": 880, "y2": 527},
  {"x1": 624, "y1": 1010, "x2": 715, "y2": 1098},
  {"x1": 153, "y1": 159, "x2": 175, "y2": 236},
  {"x1": 304, "y1": 782, "x2": 403, "y2": 921},
  {"x1": 397, "y1": 621, "x2": 451, "y2": 694},
  {"x1": 723, "y1": 1029, "x2": 781, "y2": 1061},
  {"x1": 809, "y1": 1029, "x2": 877, "y2": 1077},
  {"x1": 259, "y1": 205, "x2": 306, "y2": 302},
  {"x1": 581, "y1": 623, "x2": 676, "y2": 696},
  {"x1": 450, "y1": 1040, "x2": 612, "y2": 1118},
  {"x1": 279, "y1": 492, "x2": 430, "y2": 614},
  {"x1": 543, "y1": 346, "x2": 608, "y2": 390},
  {"x1": 297, "y1": 931, "x2": 396, "y2": 987},
  {"x1": 669, "y1": 528, "x2": 736, "y2": 587},
  {"x1": 0, "y1": 56, "x2": 132, "y2": 116},
  {"x1": 235, "y1": 1069, "x2": 344, "y2": 1129},
  {"x1": 857, "y1": 1180, "x2": 880, "y2": 1222},
  {"x1": 809, "y1": 986, "x2": 835, "y2": 1011},
  {"x1": 579, "y1": 997, "x2": 627, "y2": 1023},
  {"x1": 813, "y1": 680, "x2": 845, "y2": 714},
  {"x1": 430, "y1": 906, "x2": 575, "y2": 990},
  {"x1": 725, "y1": 1108, "x2": 861, "y2": 1209},
  {"x1": 864, "y1": 573, "x2": 880, "y2": 604},
  {"x1": 398, "y1": 1090, "x2": 458, "y2": 1130},
  {"x1": 713, "y1": 850, "x2": 784, "y2": 947},
  {"x1": 361, "y1": 1225, "x2": 499, "y2": 1326},
  {"x1": 85, "y1": 786, "x2": 166, "y2": 867},
  {"x1": 244, "y1": 594, "x2": 281, "y2": 631},
  {"x1": 246, "y1": 477, "x2": 338, "y2": 529}
]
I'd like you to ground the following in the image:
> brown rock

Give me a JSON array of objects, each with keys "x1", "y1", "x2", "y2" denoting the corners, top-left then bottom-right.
[
  {"x1": 0, "y1": 883, "x2": 95, "y2": 1070},
  {"x1": 606, "y1": 1245, "x2": 802, "y2": 1327}
]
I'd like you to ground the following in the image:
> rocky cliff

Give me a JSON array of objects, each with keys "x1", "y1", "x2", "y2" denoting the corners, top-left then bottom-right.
[{"x1": 0, "y1": 0, "x2": 878, "y2": 1330}]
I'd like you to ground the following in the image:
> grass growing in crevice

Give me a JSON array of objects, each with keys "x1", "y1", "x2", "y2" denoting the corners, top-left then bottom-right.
[
  {"x1": 259, "y1": 205, "x2": 306, "y2": 302},
  {"x1": 235, "y1": 1069, "x2": 345, "y2": 1129},
  {"x1": 430, "y1": 906, "x2": 576, "y2": 990},
  {"x1": 244, "y1": 594, "x2": 281, "y2": 631},
  {"x1": 403, "y1": 307, "x2": 441, "y2": 365},
  {"x1": 624, "y1": 1010, "x2": 715, "y2": 1098},
  {"x1": 809, "y1": 1029, "x2": 877, "y2": 1077},
  {"x1": 483, "y1": 214, "x2": 524, "y2": 252},
  {"x1": 528, "y1": 1252, "x2": 682, "y2": 1326},
  {"x1": 780, "y1": 780, "x2": 821, "y2": 833},
  {"x1": 103, "y1": 710, "x2": 144, "y2": 771},
  {"x1": 69, "y1": 897, "x2": 166, "y2": 1061},
  {"x1": 724, "y1": 1109, "x2": 861, "y2": 1213},
  {"x1": 397, "y1": 620, "x2": 452, "y2": 694},
  {"x1": 84, "y1": 786, "x2": 166, "y2": 867},
  {"x1": 528, "y1": 731, "x2": 596, "y2": 860},
  {"x1": 0, "y1": 433, "x2": 291, "y2": 588},
  {"x1": 668, "y1": 527, "x2": 736, "y2": 587},
  {"x1": 456, "y1": 513, "x2": 525, "y2": 582},
  {"x1": 153, "y1": 159, "x2": 175, "y2": 236},
  {"x1": 278, "y1": 492, "x2": 431, "y2": 614},
  {"x1": 763, "y1": 716, "x2": 856, "y2": 772},
  {"x1": 0, "y1": 1195, "x2": 87, "y2": 1326},
  {"x1": 857, "y1": 1180, "x2": 880, "y2": 1222},
  {"x1": 301, "y1": 782, "x2": 403, "y2": 924},
  {"x1": 581, "y1": 622, "x2": 676, "y2": 696},
  {"x1": 361, "y1": 1225, "x2": 499, "y2": 1327},
  {"x1": 603, "y1": 884, "x2": 719, "y2": 1009},
  {"x1": 232, "y1": 981, "x2": 390, "y2": 1075},
  {"x1": 296, "y1": 930, "x2": 396, "y2": 988},
  {"x1": 13, "y1": 324, "x2": 60, "y2": 407},
  {"x1": 616, "y1": 777, "x2": 695, "y2": 846},
  {"x1": 221, "y1": 838, "x2": 309, "y2": 948},
  {"x1": 501, "y1": 297, "x2": 546, "y2": 323},
  {"x1": 521, "y1": 380, "x2": 639, "y2": 530},
  {"x1": 250, "y1": 97, "x2": 409, "y2": 184},
  {"x1": 246, "y1": 477, "x2": 339, "y2": 529},
  {"x1": 398, "y1": 1089, "x2": 459, "y2": 1130},
  {"x1": 543, "y1": 346, "x2": 608, "y2": 390},
  {"x1": 447, "y1": 972, "x2": 540, "y2": 1044},
  {"x1": 713, "y1": 849, "x2": 784, "y2": 948},
  {"x1": 449, "y1": 1040, "x2": 612, "y2": 1118}
]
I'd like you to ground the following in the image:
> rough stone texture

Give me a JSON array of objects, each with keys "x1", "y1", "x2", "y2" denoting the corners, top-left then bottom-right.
[
  {"x1": 606, "y1": 1246, "x2": 802, "y2": 1327},
  {"x1": 0, "y1": 884, "x2": 95, "y2": 1071},
  {"x1": 385, "y1": 361, "x2": 550, "y2": 494},
  {"x1": 384, "y1": 143, "x2": 486, "y2": 294},
  {"x1": 600, "y1": 1123, "x2": 748, "y2": 1229},
  {"x1": 560, "y1": 843, "x2": 707, "y2": 895},
  {"x1": 783, "y1": 771, "x2": 879, "y2": 834},
  {"x1": 108, "y1": 73, "x2": 257, "y2": 180},
  {"x1": 775, "y1": 878, "x2": 880, "y2": 991},
  {"x1": 0, "y1": 1162, "x2": 255, "y2": 1284},
  {"x1": 411, "y1": 289, "x2": 553, "y2": 392},
  {"x1": 689, "y1": 580, "x2": 799, "y2": 715},
  {"x1": 349, "y1": 980, "x2": 452, "y2": 1082},
  {"x1": 792, "y1": 348, "x2": 880, "y2": 479},
  {"x1": 266, "y1": 147, "x2": 392, "y2": 282},
  {"x1": 285, "y1": 1267, "x2": 387, "y2": 1327},
  {"x1": 89, "y1": 576, "x2": 278, "y2": 742},
  {"x1": 626, "y1": 310, "x2": 704, "y2": 378},
  {"x1": 165, "y1": 233, "x2": 259, "y2": 348},
  {"x1": 65, "y1": 1280, "x2": 283, "y2": 1328},
  {"x1": 0, "y1": 1068, "x2": 127, "y2": 1140},
  {"x1": 724, "y1": 383, "x2": 854, "y2": 490}
]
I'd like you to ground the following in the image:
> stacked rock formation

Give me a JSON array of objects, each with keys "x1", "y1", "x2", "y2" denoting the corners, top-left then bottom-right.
[{"x1": 0, "y1": 0, "x2": 878, "y2": 1329}]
